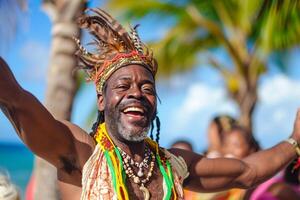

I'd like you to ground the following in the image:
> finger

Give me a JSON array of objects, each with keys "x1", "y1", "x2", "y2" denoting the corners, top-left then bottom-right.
[
  {"x1": 0, "y1": 56, "x2": 4, "y2": 64},
  {"x1": 0, "y1": 56, "x2": 8, "y2": 67},
  {"x1": 0, "y1": 57, "x2": 13, "y2": 74},
  {"x1": 294, "y1": 109, "x2": 300, "y2": 131}
]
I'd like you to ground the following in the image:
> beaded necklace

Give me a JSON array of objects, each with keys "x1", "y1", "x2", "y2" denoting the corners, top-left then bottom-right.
[
  {"x1": 94, "y1": 123, "x2": 177, "y2": 200},
  {"x1": 118, "y1": 145, "x2": 155, "y2": 200}
]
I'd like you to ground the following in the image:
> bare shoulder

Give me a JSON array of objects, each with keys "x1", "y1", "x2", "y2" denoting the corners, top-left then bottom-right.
[
  {"x1": 59, "y1": 120, "x2": 96, "y2": 167},
  {"x1": 60, "y1": 120, "x2": 95, "y2": 146},
  {"x1": 52, "y1": 121, "x2": 96, "y2": 193}
]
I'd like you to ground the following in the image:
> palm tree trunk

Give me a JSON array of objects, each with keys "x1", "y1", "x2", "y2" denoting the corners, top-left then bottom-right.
[
  {"x1": 33, "y1": 1, "x2": 86, "y2": 199},
  {"x1": 235, "y1": 84, "x2": 257, "y2": 134},
  {"x1": 238, "y1": 94, "x2": 256, "y2": 133}
]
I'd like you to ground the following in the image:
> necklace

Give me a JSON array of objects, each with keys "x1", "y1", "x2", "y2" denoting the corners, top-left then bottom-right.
[
  {"x1": 118, "y1": 146, "x2": 152, "y2": 177},
  {"x1": 95, "y1": 123, "x2": 176, "y2": 200},
  {"x1": 118, "y1": 146, "x2": 155, "y2": 200}
]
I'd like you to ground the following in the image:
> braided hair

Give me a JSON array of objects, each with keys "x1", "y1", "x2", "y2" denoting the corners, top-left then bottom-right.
[
  {"x1": 90, "y1": 110, "x2": 104, "y2": 137},
  {"x1": 150, "y1": 120, "x2": 154, "y2": 140},
  {"x1": 155, "y1": 116, "x2": 161, "y2": 144},
  {"x1": 149, "y1": 115, "x2": 161, "y2": 144},
  {"x1": 213, "y1": 115, "x2": 237, "y2": 142}
]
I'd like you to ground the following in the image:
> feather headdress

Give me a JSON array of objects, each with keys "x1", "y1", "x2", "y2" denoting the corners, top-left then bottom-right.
[{"x1": 74, "y1": 8, "x2": 158, "y2": 94}]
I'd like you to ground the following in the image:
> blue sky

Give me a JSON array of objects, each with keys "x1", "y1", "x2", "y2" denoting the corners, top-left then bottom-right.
[{"x1": 0, "y1": 0, "x2": 300, "y2": 153}]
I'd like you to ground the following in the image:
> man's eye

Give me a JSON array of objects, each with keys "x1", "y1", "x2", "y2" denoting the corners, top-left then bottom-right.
[
  {"x1": 116, "y1": 85, "x2": 129, "y2": 90},
  {"x1": 142, "y1": 86, "x2": 155, "y2": 94}
]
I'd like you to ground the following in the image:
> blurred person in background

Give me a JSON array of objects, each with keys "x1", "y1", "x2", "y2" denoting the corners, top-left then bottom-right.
[
  {"x1": 0, "y1": 172, "x2": 20, "y2": 200},
  {"x1": 248, "y1": 158, "x2": 300, "y2": 200},
  {"x1": 219, "y1": 125, "x2": 260, "y2": 200},
  {"x1": 186, "y1": 124, "x2": 259, "y2": 200},
  {"x1": 222, "y1": 126, "x2": 300, "y2": 200},
  {"x1": 206, "y1": 115, "x2": 237, "y2": 158},
  {"x1": 171, "y1": 140, "x2": 194, "y2": 152},
  {"x1": 222, "y1": 125, "x2": 260, "y2": 159}
]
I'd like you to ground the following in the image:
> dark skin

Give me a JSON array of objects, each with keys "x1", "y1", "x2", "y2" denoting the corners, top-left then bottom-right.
[{"x1": 1, "y1": 56, "x2": 300, "y2": 199}]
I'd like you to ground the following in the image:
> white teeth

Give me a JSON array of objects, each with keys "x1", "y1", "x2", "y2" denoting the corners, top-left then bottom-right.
[{"x1": 123, "y1": 107, "x2": 144, "y2": 113}]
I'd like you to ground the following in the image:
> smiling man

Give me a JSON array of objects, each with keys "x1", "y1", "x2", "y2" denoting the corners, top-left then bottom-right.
[
  {"x1": 103, "y1": 65, "x2": 156, "y2": 142},
  {"x1": 1, "y1": 8, "x2": 300, "y2": 200}
]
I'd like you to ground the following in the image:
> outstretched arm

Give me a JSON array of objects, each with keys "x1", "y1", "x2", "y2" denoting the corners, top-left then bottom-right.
[
  {"x1": 0, "y1": 57, "x2": 94, "y2": 169},
  {"x1": 171, "y1": 109, "x2": 300, "y2": 192}
]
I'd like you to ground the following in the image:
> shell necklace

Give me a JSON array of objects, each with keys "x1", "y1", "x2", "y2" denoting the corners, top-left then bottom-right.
[{"x1": 117, "y1": 145, "x2": 155, "y2": 200}]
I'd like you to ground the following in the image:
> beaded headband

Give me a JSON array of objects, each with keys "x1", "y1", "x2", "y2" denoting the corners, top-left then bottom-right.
[{"x1": 74, "y1": 8, "x2": 158, "y2": 94}]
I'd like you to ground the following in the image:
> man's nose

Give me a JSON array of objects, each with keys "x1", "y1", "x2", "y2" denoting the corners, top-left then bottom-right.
[{"x1": 128, "y1": 85, "x2": 142, "y2": 99}]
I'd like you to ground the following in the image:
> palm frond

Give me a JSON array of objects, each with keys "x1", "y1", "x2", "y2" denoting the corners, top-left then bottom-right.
[
  {"x1": 105, "y1": 0, "x2": 300, "y2": 76},
  {"x1": 106, "y1": 0, "x2": 184, "y2": 20}
]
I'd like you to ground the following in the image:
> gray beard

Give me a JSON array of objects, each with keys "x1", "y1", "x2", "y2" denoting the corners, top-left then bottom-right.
[
  {"x1": 117, "y1": 123, "x2": 150, "y2": 142},
  {"x1": 105, "y1": 105, "x2": 152, "y2": 143}
]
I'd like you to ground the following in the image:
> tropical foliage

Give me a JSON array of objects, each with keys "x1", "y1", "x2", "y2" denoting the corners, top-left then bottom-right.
[{"x1": 106, "y1": 0, "x2": 300, "y2": 131}]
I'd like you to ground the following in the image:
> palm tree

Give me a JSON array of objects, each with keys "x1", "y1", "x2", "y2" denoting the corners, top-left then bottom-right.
[
  {"x1": 33, "y1": 0, "x2": 86, "y2": 199},
  {"x1": 106, "y1": 0, "x2": 300, "y2": 132}
]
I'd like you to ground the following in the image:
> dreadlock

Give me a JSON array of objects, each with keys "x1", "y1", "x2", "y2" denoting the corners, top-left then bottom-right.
[
  {"x1": 150, "y1": 120, "x2": 154, "y2": 140},
  {"x1": 90, "y1": 110, "x2": 104, "y2": 137},
  {"x1": 155, "y1": 116, "x2": 161, "y2": 144}
]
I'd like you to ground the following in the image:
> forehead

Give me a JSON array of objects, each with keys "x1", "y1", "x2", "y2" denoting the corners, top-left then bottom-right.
[
  {"x1": 226, "y1": 130, "x2": 248, "y2": 142},
  {"x1": 107, "y1": 64, "x2": 155, "y2": 84}
]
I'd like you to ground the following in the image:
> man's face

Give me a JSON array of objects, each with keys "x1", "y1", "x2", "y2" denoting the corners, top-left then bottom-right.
[{"x1": 100, "y1": 64, "x2": 157, "y2": 143}]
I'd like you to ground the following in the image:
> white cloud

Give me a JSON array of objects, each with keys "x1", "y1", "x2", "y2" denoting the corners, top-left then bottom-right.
[
  {"x1": 254, "y1": 75, "x2": 300, "y2": 147},
  {"x1": 259, "y1": 74, "x2": 300, "y2": 105},
  {"x1": 173, "y1": 83, "x2": 238, "y2": 130},
  {"x1": 159, "y1": 73, "x2": 300, "y2": 150}
]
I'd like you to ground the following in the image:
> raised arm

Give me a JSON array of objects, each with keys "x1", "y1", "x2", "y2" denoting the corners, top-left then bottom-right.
[
  {"x1": 171, "y1": 109, "x2": 300, "y2": 192},
  {"x1": 0, "y1": 57, "x2": 94, "y2": 169}
]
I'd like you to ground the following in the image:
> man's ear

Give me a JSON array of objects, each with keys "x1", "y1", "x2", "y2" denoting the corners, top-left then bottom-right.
[{"x1": 97, "y1": 94, "x2": 105, "y2": 111}]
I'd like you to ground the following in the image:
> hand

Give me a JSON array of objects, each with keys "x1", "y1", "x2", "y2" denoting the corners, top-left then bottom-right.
[
  {"x1": 291, "y1": 109, "x2": 300, "y2": 143},
  {"x1": 0, "y1": 57, "x2": 22, "y2": 105}
]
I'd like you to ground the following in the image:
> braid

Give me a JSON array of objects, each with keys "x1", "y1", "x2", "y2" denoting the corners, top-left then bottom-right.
[
  {"x1": 90, "y1": 110, "x2": 104, "y2": 137},
  {"x1": 150, "y1": 120, "x2": 154, "y2": 140},
  {"x1": 155, "y1": 116, "x2": 161, "y2": 144}
]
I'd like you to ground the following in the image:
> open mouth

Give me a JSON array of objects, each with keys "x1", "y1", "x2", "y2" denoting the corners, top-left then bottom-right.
[{"x1": 122, "y1": 106, "x2": 145, "y2": 118}]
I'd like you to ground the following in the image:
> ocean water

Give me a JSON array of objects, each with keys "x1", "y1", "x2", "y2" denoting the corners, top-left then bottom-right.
[{"x1": 0, "y1": 143, "x2": 34, "y2": 198}]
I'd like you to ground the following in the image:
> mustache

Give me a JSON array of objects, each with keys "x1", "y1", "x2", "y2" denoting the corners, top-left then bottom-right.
[{"x1": 118, "y1": 99, "x2": 154, "y2": 114}]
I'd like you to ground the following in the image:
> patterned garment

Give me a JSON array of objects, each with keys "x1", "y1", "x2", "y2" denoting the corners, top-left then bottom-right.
[{"x1": 81, "y1": 144, "x2": 189, "y2": 200}]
